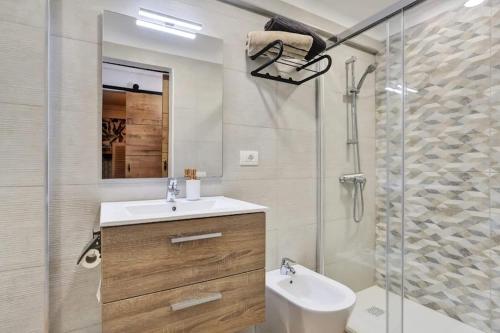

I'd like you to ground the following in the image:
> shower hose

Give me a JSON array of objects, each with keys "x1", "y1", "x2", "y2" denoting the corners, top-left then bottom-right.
[{"x1": 353, "y1": 178, "x2": 365, "y2": 223}]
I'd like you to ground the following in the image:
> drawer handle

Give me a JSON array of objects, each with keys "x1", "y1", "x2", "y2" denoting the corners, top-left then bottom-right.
[
  {"x1": 170, "y1": 232, "x2": 222, "y2": 244},
  {"x1": 170, "y1": 292, "x2": 222, "y2": 311}
]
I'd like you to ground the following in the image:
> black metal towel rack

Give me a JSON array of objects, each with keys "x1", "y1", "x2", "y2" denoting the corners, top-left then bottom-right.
[{"x1": 249, "y1": 40, "x2": 332, "y2": 85}]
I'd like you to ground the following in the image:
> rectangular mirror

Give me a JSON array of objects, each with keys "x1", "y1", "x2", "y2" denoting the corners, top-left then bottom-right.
[{"x1": 102, "y1": 10, "x2": 223, "y2": 179}]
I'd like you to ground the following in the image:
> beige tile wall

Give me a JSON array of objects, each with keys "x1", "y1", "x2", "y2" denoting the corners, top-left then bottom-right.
[
  {"x1": 48, "y1": 0, "x2": 320, "y2": 332},
  {"x1": 0, "y1": 0, "x2": 47, "y2": 332}
]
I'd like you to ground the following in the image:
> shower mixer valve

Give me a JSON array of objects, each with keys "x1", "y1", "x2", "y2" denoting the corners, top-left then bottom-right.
[{"x1": 339, "y1": 173, "x2": 366, "y2": 184}]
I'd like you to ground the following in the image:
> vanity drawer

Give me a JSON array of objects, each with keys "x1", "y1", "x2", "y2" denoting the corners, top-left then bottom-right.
[
  {"x1": 101, "y1": 213, "x2": 265, "y2": 302},
  {"x1": 102, "y1": 269, "x2": 265, "y2": 333}
]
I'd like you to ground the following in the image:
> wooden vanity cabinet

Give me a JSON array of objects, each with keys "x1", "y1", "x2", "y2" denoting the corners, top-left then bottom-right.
[{"x1": 100, "y1": 213, "x2": 266, "y2": 333}]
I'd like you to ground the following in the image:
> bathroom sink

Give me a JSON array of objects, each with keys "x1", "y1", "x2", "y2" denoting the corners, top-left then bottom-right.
[
  {"x1": 125, "y1": 202, "x2": 177, "y2": 216},
  {"x1": 100, "y1": 196, "x2": 267, "y2": 227},
  {"x1": 125, "y1": 199, "x2": 217, "y2": 216}
]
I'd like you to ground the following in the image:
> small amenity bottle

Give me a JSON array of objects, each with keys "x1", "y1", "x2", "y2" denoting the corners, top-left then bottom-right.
[{"x1": 185, "y1": 168, "x2": 201, "y2": 201}]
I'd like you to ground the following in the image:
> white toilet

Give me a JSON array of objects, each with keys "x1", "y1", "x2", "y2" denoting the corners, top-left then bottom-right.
[{"x1": 258, "y1": 264, "x2": 356, "y2": 333}]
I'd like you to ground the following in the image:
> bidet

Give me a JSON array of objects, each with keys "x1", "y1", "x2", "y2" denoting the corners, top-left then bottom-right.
[{"x1": 258, "y1": 264, "x2": 356, "y2": 333}]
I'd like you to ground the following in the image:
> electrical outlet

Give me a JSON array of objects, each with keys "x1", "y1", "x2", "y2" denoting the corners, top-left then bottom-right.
[{"x1": 240, "y1": 150, "x2": 259, "y2": 166}]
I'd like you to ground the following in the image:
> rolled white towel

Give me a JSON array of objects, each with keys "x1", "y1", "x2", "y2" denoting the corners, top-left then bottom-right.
[{"x1": 246, "y1": 31, "x2": 313, "y2": 60}]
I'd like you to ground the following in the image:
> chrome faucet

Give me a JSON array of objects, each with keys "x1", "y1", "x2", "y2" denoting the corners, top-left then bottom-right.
[
  {"x1": 280, "y1": 257, "x2": 296, "y2": 276},
  {"x1": 166, "y1": 178, "x2": 180, "y2": 202}
]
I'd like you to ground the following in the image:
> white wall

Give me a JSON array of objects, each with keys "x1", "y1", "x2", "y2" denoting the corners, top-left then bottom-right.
[{"x1": 49, "y1": 0, "x2": 317, "y2": 332}]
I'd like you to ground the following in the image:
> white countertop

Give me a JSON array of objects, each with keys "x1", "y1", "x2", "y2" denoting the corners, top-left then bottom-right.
[{"x1": 100, "y1": 196, "x2": 268, "y2": 227}]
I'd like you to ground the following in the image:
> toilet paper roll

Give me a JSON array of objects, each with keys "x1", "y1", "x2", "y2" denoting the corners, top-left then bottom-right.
[
  {"x1": 80, "y1": 249, "x2": 101, "y2": 269},
  {"x1": 96, "y1": 279, "x2": 101, "y2": 303}
]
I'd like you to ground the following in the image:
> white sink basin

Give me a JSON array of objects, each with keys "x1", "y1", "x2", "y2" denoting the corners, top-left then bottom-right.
[
  {"x1": 100, "y1": 196, "x2": 267, "y2": 227},
  {"x1": 125, "y1": 203, "x2": 177, "y2": 216},
  {"x1": 125, "y1": 199, "x2": 217, "y2": 216}
]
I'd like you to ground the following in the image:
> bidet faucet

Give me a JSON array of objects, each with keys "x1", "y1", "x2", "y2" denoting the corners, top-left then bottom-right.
[
  {"x1": 280, "y1": 257, "x2": 296, "y2": 276},
  {"x1": 166, "y1": 178, "x2": 180, "y2": 202}
]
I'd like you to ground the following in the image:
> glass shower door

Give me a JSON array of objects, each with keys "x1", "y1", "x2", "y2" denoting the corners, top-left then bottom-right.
[
  {"x1": 320, "y1": 10, "x2": 405, "y2": 333},
  {"x1": 378, "y1": 11, "x2": 405, "y2": 333},
  {"x1": 402, "y1": 0, "x2": 495, "y2": 332},
  {"x1": 324, "y1": 0, "x2": 499, "y2": 332}
]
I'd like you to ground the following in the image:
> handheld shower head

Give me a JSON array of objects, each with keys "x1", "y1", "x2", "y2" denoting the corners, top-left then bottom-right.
[
  {"x1": 356, "y1": 63, "x2": 378, "y2": 91},
  {"x1": 366, "y1": 63, "x2": 378, "y2": 73}
]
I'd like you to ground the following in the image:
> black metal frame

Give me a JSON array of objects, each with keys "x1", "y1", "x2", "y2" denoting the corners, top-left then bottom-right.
[
  {"x1": 249, "y1": 40, "x2": 332, "y2": 85},
  {"x1": 103, "y1": 61, "x2": 170, "y2": 75},
  {"x1": 102, "y1": 61, "x2": 167, "y2": 95},
  {"x1": 102, "y1": 84, "x2": 163, "y2": 96}
]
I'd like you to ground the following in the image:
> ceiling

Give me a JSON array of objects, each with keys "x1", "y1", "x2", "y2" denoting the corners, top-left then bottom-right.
[
  {"x1": 279, "y1": 0, "x2": 400, "y2": 28},
  {"x1": 278, "y1": 0, "x2": 466, "y2": 41}
]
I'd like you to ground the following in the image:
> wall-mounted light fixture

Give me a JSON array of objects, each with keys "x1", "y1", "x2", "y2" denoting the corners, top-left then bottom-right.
[
  {"x1": 136, "y1": 19, "x2": 196, "y2": 39},
  {"x1": 139, "y1": 8, "x2": 202, "y2": 31}
]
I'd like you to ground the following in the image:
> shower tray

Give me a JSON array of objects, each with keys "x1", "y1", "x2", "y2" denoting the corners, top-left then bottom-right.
[{"x1": 347, "y1": 286, "x2": 484, "y2": 333}]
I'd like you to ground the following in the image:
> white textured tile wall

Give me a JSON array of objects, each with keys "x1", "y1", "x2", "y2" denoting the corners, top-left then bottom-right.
[
  {"x1": 50, "y1": 257, "x2": 101, "y2": 333},
  {"x1": 0, "y1": 104, "x2": 45, "y2": 186},
  {"x1": 0, "y1": 187, "x2": 46, "y2": 271},
  {"x1": 0, "y1": 0, "x2": 47, "y2": 331},
  {"x1": 49, "y1": 0, "x2": 318, "y2": 332},
  {"x1": 0, "y1": 266, "x2": 46, "y2": 332},
  {"x1": 0, "y1": 0, "x2": 47, "y2": 27},
  {"x1": 0, "y1": 20, "x2": 45, "y2": 106}
]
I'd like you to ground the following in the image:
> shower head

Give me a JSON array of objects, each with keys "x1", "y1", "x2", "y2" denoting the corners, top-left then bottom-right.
[
  {"x1": 356, "y1": 63, "x2": 378, "y2": 91},
  {"x1": 366, "y1": 63, "x2": 378, "y2": 74}
]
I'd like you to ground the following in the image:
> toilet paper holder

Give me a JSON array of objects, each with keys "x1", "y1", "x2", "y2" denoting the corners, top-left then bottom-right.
[{"x1": 77, "y1": 228, "x2": 101, "y2": 266}]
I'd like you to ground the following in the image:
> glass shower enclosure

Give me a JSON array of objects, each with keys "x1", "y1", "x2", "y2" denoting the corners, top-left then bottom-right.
[{"x1": 320, "y1": 0, "x2": 499, "y2": 332}]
